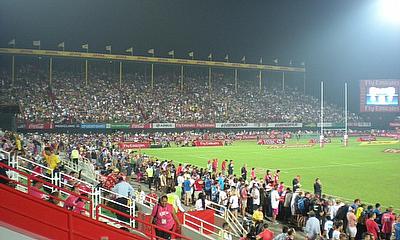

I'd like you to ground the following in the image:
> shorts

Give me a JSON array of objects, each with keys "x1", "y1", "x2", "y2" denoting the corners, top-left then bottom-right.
[
  {"x1": 241, "y1": 200, "x2": 247, "y2": 208},
  {"x1": 347, "y1": 226, "x2": 357, "y2": 238},
  {"x1": 272, "y1": 208, "x2": 279, "y2": 216}
]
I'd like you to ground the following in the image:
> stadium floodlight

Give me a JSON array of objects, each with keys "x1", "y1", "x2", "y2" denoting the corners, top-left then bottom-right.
[{"x1": 378, "y1": 0, "x2": 400, "y2": 25}]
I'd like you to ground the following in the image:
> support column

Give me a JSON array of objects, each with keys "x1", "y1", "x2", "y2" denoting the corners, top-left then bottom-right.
[{"x1": 49, "y1": 57, "x2": 53, "y2": 86}]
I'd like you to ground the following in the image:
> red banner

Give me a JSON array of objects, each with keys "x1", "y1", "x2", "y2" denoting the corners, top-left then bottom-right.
[
  {"x1": 235, "y1": 135, "x2": 258, "y2": 140},
  {"x1": 194, "y1": 140, "x2": 223, "y2": 147},
  {"x1": 118, "y1": 142, "x2": 151, "y2": 149},
  {"x1": 130, "y1": 123, "x2": 151, "y2": 129},
  {"x1": 258, "y1": 139, "x2": 285, "y2": 145},
  {"x1": 175, "y1": 123, "x2": 216, "y2": 129},
  {"x1": 25, "y1": 122, "x2": 54, "y2": 129},
  {"x1": 357, "y1": 136, "x2": 377, "y2": 142}
]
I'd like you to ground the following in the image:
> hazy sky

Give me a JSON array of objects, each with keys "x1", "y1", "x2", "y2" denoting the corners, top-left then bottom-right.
[{"x1": 1, "y1": 0, "x2": 399, "y2": 112}]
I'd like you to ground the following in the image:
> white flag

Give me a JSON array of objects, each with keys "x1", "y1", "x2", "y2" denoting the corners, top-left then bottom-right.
[
  {"x1": 82, "y1": 43, "x2": 89, "y2": 49},
  {"x1": 289, "y1": 59, "x2": 293, "y2": 65},
  {"x1": 273, "y1": 58, "x2": 278, "y2": 64},
  {"x1": 106, "y1": 45, "x2": 112, "y2": 51},
  {"x1": 259, "y1": 57, "x2": 263, "y2": 64},
  {"x1": 208, "y1": 53, "x2": 212, "y2": 60},
  {"x1": 125, "y1": 47, "x2": 133, "y2": 53},
  {"x1": 168, "y1": 50, "x2": 174, "y2": 56},
  {"x1": 33, "y1": 40, "x2": 41, "y2": 47},
  {"x1": 148, "y1": 48, "x2": 155, "y2": 54},
  {"x1": 188, "y1": 51, "x2": 194, "y2": 57},
  {"x1": 8, "y1": 39, "x2": 15, "y2": 46},
  {"x1": 57, "y1": 42, "x2": 65, "y2": 48},
  {"x1": 224, "y1": 54, "x2": 229, "y2": 61},
  {"x1": 241, "y1": 56, "x2": 246, "y2": 62}
]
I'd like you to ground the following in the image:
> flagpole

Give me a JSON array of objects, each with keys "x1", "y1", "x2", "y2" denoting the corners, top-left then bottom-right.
[
  {"x1": 119, "y1": 61, "x2": 123, "y2": 89},
  {"x1": 234, "y1": 69, "x2": 238, "y2": 93},
  {"x1": 320, "y1": 81, "x2": 324, "y2": 148},
  {"x1": 259, "y1": 70, "x2": 262, "y2": 93},
  {"x1": 282, "y1": 72, "x2": 285, "y2": 92},
  {"x1": 208, "y1": 67, "x2": 212, "y2": 92},
  {"x1": 151, "y1": 63, "x2": 154, "y2": 89},
  {"x1": 180, "y1": 65, "x2": 184, "y2": 92},
  {"x1": 49, "y1": 57, "x2": 53, "y2": 86}
]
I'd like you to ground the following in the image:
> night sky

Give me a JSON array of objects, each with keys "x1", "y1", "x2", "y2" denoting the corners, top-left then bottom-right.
[{"x1": 1, "y1": 0, "x2": 399, "y2": 113}]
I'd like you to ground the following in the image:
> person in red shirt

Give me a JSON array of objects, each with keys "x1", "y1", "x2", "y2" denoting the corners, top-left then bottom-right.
[
  {"x1": 193, "y1": 177, "x2": 204, "y2": 201},
  {"x1": 149, "y1": 195, "x2": 181, "y2": 240},
  {"x1": 103, "y1": 168, "x2": 120, "y2": 190},
  {"x1": 273, "y1": 170, "x2": 280, "y2": 186},
  {"x1": 176, "y1": 163, "x2": 183, "y2": 176},
  {"x1": 212, "y1": 159, "x2": 218, "y2": 173},
  {"x1": 256, "y1": 223, "x2": 274, "y2": 240},
  {"x1": 145, "y1": 188, "x2": 158, "y2": 205},
  {"x1": 381, "y1": 207, "x2": 396, "y2": 240},
  {"x1": 221, "y1": 159, "x2": 227, "y2": 176},
  {"x1": 365, "y1": 212, "x2": 380, "y2": 240}
]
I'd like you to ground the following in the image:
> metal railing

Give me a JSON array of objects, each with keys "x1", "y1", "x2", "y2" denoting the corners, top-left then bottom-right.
[{"x1": 206, "y1": 201, "x2": 246, "y2": 237}]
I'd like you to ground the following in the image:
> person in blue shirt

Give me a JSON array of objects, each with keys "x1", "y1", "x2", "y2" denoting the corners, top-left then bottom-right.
[
  {"x1": 183, "y1": 177, "x2": 192, "y2": 206},
  {"x1": 111, "y1": 176, "x2": 134, "y2": 223},
  {"x1": 394, "y1": 216, "x2": 400, "y2": 240}
]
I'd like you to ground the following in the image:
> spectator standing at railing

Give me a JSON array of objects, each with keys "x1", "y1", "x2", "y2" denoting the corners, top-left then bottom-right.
[
  {"x1": 149, "y1": 195, "x2": 181, "y2": 240},
  {"x1": 70, "y1": 147, "x2": 80, "y2": 170},
  {"x1": 43, "y1": 146, "x2": 61, "y2": 175},
  {"x1": 146, "y1": 164, "x2": 154, "y2": 189},
  {"x1": 112, "y1": 176, "x2": 134, "y2": 223}
]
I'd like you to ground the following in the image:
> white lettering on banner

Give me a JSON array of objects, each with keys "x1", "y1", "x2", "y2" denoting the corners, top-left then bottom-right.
[
  {"x1": 267, "y1": 123, "x2": 303, "y2": 128},
  {"x1": 216, "y1": 123, "x2": 262, "y2": 128},
  {"x1": 152, "y1": 123, "x2": 176, "y2": 129}
]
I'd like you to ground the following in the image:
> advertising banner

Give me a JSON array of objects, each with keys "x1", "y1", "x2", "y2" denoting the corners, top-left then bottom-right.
[
  {"x1": 267, "y1": 122, "x2": 302, "y2": 128},
  {"x1": 235, "y1": 135, "x2": 258, "y2": 140},
  {"x1": 118, "y1": 142, "x2": 151, "y2": 149},
  {"x1": 54, "y1": 124, "x2": 78, "y2": 128},
  {"x1": 106, "y1": 123, "x2": 130, "y2": 129},
  {"x1": 25, "y1": 122, "x2": 54, "y2": 129},
  {"x1": 151, "y1": 123, "x2": 176, "y2": 129},
  {"x1": 357, "y1": 136, "x2": 377, "y2": 142},
  {"x1": 389, "y1": 122, "x2": 400, "y2": 127},
  {"x1": 216, "y1": 123, "x2": 265, "y2": 128},
  {"x1": 175, "y1": 123, "x2": 216, "y2": 129},
  {"x1": 130, "y1": 123, "x2": 152, "y2": 129},
  {"x1": 193, "y1": 140, "x2": 224, "y2": 147},
  {"x1": 80, "y1": 123, "x2": 106, "y2": 129},
  {"x1": 257, "y1": 139, "x2": 285, "y2": 145}
]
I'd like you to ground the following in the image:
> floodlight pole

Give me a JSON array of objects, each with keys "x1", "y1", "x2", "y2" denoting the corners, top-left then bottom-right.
[
  {"x1": 320, "y1": 81, "x2": 324, "y2": 148},
  {"x1": 49, "y1": 57, "x2": 53, "y2": 86},
  {"x1": 234, "y1": 69, "x2": 238, "y2": 93},
  {"x1": 282, "y1": 72, "x2": 285, "y2": 92},
  {"x1": 208, "y1": 67, "x2": 212, "y2": 92},
  {"x1": 11, "y1": 55, "x2": 15, "y2": 86},
  {"x1": 259, "y1": 70, "x2": 262, "y2": 93},
  {"x1": 181, "y1": 65, "x2": 184, "y2": 92},
  {"x1": 119, "y1": 61, "x2": 123, "y2": 89},
  {"x1": 344, "y1": 82, "x2": 349, "y2": 147}
]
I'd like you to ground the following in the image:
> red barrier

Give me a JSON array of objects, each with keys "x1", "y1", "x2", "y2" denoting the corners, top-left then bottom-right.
[
  {"x1": 177, "y1": 209, "x2": 215, "y2": 235},
  {"x1": 0, "y1": 184, "x2": 144, "y2": 240}
]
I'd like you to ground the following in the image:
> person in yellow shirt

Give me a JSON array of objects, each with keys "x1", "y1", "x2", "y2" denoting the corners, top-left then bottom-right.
[
  {"x1": 253, "y1": 206, "x2": 264, "y2": 223},
  {"x1": 43, "y1": 147, "x2": 61, "y2": 174},
  {"x1": 356, "y1": 204, "x2": 366, "y2": 222}
]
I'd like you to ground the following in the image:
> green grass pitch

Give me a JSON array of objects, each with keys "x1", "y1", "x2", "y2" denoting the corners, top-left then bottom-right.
[{"x1": 142, "y1": 137, "x2": 400, "y2": 211}]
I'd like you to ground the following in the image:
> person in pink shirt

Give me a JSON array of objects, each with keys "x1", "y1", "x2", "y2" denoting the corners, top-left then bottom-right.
[
  {"x1": 251, "y1": 168, "x2": 256, "y2": 180},
  {"x1": 150, "y1": 195, "x2": 181, "y2": 240},
  {"x1": 346, "y1": 207, "x2": 357, "y2": 240},
  {"x1": 29, "y1": 180, "x2": 46, "y2": 200},
  {"x1": 381, "y1": 207, "x2": 396, "y2": 240},
  {"x1": 64, "y1": 185, "x2": 80, "y2": 211}
]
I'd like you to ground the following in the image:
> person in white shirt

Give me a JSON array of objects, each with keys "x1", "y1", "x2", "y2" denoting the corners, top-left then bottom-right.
[
  {"x1": 228, "y1": 187, "x2": 239, "y2": 218},
  {"x1": 270, "y1": 185, "x2": 281, "y2": 224},
  {"x1": 251, "y1": 183, "x2": 261, "y2": 210},
  {"x1": 324, "y1": 216, "x2": 334, "y2": 239},
  {"x1": 195, "y1": 192, "x2": 210, "y2": 211}
]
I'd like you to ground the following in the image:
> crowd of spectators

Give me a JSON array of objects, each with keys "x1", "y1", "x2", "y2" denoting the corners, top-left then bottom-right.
[
  {"x1": 1, "y1": 65, "x2": 364, "y2": 124},
  {"x1": 2, "y1": 128, "x2": 399, "y2": 240}
]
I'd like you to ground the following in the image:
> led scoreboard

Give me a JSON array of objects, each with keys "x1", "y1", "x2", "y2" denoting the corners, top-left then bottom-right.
[{"x1": 360, "y1": 80, "x2": 400, "y2": 112}]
